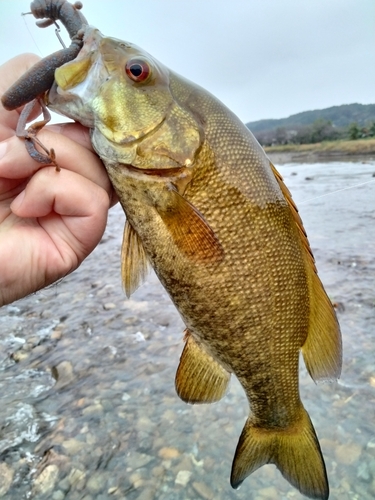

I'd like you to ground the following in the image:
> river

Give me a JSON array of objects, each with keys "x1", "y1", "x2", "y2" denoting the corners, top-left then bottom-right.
[{"x1": 0, "y1": 159, "x2": 374, "y2": 499}]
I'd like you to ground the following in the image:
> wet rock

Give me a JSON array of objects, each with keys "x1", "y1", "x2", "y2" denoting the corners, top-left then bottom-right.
[
  {"x1": 32, "y1": 464, "x2": 59, "y2": 495},
  {"x1": 158, "y1": 447, "x2": 180, "y2": 459},
  {"x1": 53, "y1": 361, "x2": 74, "y2": 389},
  {"x1": 192, "y1": 481, "x2": 214, "y2": 499},
  {"x1": 152, "y1": 465, "x2": 165, "y2": 478},
  {"x1": 52, "y1": 491, "x2": 65, "y2": 500},
  {"x1": 86, "y1": 472, "x2": 106, "y2": 494},
  {"x1": 258, "y1": 486, "x2": 279, "y2": 499},
  {"x1": 128, "y1": 452, "x2": 154, "y2": 469},
  {"x1": 11, "y1": 351, "x2": 29, "y2": 362},
  {"x1": 135, "y1": 488, "x2": 156, "y2": 500},
  {"x1": 175, "y1": 470, "x2": 192, "y2": 486},
  {"x1": 103, "y1": 303, "x2": 117, "y2": 310},
  {"x1": 51, "y1": 330, "x2": 63, "y2": 340},
  {"x1": 357, "y1": 461, "x2": 371, "y2": 482},
  {"x1": 335, "y1": 442, "x2": 362, "y2": 465},
  {"x1": 68, "y1": 468, "x2": 86, "y2": 489},
  {"x1": 82, "y1": 403, "x2": 104, "y2": 416},
  {"x1": 129, "y1": 472, "x2": 144, "y2": 488},
  {"x1": 62, "y1": 438, "x2": 85, "y2": 456},
  {"x1": 0, "y1": 462, "x2": 14, "y2": 497}
]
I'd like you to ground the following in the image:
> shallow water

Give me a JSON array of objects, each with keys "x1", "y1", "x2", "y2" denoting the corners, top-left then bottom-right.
[{"x1": 0, "y1": 160, "x2": 374, "y2": 500}]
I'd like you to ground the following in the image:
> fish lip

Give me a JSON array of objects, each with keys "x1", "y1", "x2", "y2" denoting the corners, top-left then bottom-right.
[{"x1": 121, "y1": 163, "x2": 186, "y2": 178}]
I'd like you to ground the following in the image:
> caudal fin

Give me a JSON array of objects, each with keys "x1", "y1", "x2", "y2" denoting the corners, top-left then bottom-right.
[{"x1": 230, "y1": 408, "x2": 329, "y2": 500}]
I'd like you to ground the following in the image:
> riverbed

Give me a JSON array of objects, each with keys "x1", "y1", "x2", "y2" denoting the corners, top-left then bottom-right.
[{"x1": 0, "y1": 159, "x2": 374, "y2": 499}]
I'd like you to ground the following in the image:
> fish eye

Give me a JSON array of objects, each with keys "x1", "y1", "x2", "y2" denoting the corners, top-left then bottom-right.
[{"x1": 125, "y1": 59, "x2": 151, "y2": 83}]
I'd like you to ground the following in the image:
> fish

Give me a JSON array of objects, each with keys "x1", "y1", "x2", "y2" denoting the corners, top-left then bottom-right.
[{"x1": 44, "y1": 26, "x2": 341, "y2": 499}]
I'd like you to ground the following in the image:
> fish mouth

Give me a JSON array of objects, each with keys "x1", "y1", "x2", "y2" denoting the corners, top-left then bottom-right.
[{"x1": 122, "y1": 163, "x2": 187, "y2": 178}]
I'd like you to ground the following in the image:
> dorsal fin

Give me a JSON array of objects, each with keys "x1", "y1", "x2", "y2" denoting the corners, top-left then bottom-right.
[
  {"x1": 121, "y1": 220, "x2": 150, "y2": 298},
  {"x1": 270, "y1": 161, "x2": 342, "y2": 382},
  {"x1": 270, "y1": 162, "x2": 316, "y2": 272}
]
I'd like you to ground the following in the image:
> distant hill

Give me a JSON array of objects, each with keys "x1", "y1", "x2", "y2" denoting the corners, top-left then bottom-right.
[
  {"x1": 246, "y1": 103, "x2": 375, "y2": 133},
  {"x1": 246, "y1": 103, "x2": 375, "y2": 146}
]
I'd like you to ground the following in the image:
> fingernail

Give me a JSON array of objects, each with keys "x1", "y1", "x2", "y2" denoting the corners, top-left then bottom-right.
[
  {"x1": 10, "y1": 189, "x2": 25, "y2": 211},
  {"x1": 0, "y1": 141, "x2": 8, "y2": 160}
]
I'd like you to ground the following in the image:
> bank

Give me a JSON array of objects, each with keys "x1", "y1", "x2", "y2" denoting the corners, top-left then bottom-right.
[{"x1": 264, "y1": 138, "x2": 375, "y2": 164}]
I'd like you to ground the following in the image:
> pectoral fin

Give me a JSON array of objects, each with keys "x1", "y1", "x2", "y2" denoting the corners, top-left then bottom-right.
[
  {"x1": 158, "y1": 189, "x2": 224, "y2": 264},
  {"x1": 175, "y1": 330, "x2": 231, "y2": 404},
  {"x1": 121, "y1": 221, "x2": 150, "y2": 298}
]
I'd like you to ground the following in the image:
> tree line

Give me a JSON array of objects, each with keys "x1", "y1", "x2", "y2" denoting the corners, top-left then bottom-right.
[{"x1": 253, "y1": 119, "x2": 375, "y2": 147}]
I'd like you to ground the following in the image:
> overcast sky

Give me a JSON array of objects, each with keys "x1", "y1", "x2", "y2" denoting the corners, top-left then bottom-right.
[{"x1": 0, "y1": 0, "x2": 373, "y2": 123}]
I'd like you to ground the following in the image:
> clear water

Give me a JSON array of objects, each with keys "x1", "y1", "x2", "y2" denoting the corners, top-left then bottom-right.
[{"x1": 0, "y1": 160, "x2": 374, "y2": 499}]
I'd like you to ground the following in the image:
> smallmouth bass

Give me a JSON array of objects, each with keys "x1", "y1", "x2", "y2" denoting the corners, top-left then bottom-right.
[{"x1": 45, "y1": 27, "x2": 341, "y2": 499}]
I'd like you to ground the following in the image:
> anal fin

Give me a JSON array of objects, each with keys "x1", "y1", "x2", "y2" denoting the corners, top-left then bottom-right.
[
  {"x1": 302, "y1": 269, "x2": 342, "y2": 381},
  {"x1": 121, "y1": 220, "x2": 150, "y2": 298},
  {"x1": 175, "y1": 330, "x2": 230, "y2": 404}
]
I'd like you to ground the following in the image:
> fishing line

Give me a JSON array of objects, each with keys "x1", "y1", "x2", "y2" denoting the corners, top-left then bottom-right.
[
  {"x1": 299, "y1": 178, "x2": 375, "y2": 205},
  {"x1": 22, "y1": 12, "x2": 44, "y2": 57}
]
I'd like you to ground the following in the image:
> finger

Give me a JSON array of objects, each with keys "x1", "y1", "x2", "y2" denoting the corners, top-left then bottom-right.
[
  {"x1": 0, "y1": 128, "x2": 112, "y2": 197},
  {"x1": 11, "y1": 166, "x2": 110, "y2": 256},
  {"x1": 48, "y1": 122, "x2": 95, "y2": 151}
]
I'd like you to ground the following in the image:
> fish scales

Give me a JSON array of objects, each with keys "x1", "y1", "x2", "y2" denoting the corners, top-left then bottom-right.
[{"x1": 23, "y1": 24, "x2": 341, "y2": 500}]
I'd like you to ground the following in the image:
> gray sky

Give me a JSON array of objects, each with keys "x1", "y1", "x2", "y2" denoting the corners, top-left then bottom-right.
[{"x1": 0, "y1": 0, "x2": 374, "y2": 123}]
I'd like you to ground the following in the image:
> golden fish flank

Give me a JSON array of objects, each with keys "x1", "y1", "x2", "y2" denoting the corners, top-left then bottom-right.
[{"x1": 48, "y1": 26, "x2": 342, "y2": 499}]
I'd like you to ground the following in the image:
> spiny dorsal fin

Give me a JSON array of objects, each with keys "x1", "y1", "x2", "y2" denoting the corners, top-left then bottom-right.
[
  {"x1": 175, "y1": 330, "x2": 231, "y2": 404},
  {"x1": 270, "y1": 162, "x2": 342, "y2": 381},
  {"x1": 157, "y1": 189, "x2": 224, "y2": 264},
  {"x1": 121, "y1": 220, "x2": 150, "y2": 298}
]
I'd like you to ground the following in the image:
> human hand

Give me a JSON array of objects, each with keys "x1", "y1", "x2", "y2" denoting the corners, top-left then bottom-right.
[{"x1": 0, "y1": 54, "x2": 115, "y2": 306}]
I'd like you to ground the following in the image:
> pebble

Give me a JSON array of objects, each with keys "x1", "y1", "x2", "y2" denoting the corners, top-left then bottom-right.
[
  {"x1": 103, "y1": 303, "x2": 117, "y2": 310},
  {"x1": 68, "y1": 468, "x2": 86, "y2": 488},
  {"x1": 335, "y1": 442, "x2": 362, "y2": 465},
  {"x1": 129, "y1": 472, "x2": 144, "y2": 489},
  {"x1": 192, "y1": 481, "x2": 214, "y2": 500},
  {"x1": 158, "y1": 447, "x2": 180, "y2": 459},
  {"x1": 258, "y1": 486, "x2": 279, "y2": 499},
  {"x1": 0, "y1": 463, "x2": 14, "y2": 497},
  {"x1": 175, "y1": 470, "x2": 192, "y2": 486},
  {"x1": 53, "y1": 360, "x2": 75, "y2": 389},
  {"x1": 82, "y1": 403, "x2": 104, "y2": 416},
  {"x1": 11, "y1": 351, "x2": 29, "y2": 362},
  {"x1": 52, "y1": 491, "x2": 65, "y2": 500},
  {"x1": 135, "y1": 488, "x2": 156, "y2": 500},
  {"x1": 51, "y1": 330, "x2": 63, "y2": 340},
  {"x1": 128, "y1": 452, "x2": 154, "y2": 469},
  {"x1": 86, "y1": 472, "x2": 106, "y2": 494},
  {"x1": 62, "y1": 438, "x2": 86, "y2": 456},
  {"x1": 32, "y1": 464, "x2": 59, "y2": 495}
]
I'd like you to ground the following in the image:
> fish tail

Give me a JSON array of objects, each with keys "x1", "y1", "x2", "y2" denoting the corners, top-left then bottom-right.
[{"x1": 230, "y1": 407, "x2": 329, "y2": 500}]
